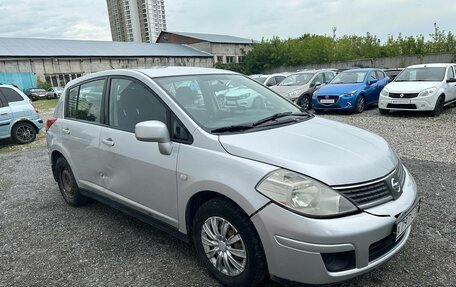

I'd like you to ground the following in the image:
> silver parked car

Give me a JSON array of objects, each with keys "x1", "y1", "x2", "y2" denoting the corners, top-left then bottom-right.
[
  {"x1": 47, "y1": 67, "x2": 419, "y2": 286},
  {"x1": 0, "y1": 85, "x2": 42, "y2": 144},
  {"x1": 271, "y1": 70, "x2": 336, "y2": 110}
]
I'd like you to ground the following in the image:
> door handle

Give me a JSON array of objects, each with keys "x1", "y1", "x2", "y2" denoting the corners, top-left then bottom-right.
[
  {"x1": 102, "y1": 138, "x2": 115, "y2": 147},
  {"x1": 62, "y1": 128, "x2": 70, "y2": 134},
  {"x1": 0, "y1": 112, "x2": 8, "y2": 116}
]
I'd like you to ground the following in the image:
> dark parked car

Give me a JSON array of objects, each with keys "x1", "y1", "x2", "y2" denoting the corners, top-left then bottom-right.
[
  {"x1": 383, "y1": 68, "x2": 404, "y2": 82},
  {"x1": 25, "y1": 88, "x2": 47, "y2": 101},
  {"x1": 46, "y1": 87, "x2": 64, "y2": 99}
]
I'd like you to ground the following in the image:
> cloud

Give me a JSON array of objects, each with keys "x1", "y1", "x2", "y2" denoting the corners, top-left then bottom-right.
[{"x1": 0, "y1": 0, "x2": 454, "y2": 43}]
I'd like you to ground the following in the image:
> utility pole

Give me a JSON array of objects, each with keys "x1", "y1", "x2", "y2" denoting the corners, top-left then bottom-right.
[{"x1": 332, "y1": 27, "x2": 337, "y2": 39}]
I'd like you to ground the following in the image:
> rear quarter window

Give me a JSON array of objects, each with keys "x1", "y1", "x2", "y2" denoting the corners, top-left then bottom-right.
[{"x1": 0, "y1": 87, "x2": 24, "y2": 103}]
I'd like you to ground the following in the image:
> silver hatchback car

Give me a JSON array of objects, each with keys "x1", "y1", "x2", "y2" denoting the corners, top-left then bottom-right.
[{"x1": 46, "y1": 67, "x2": 419, "y2": 286}]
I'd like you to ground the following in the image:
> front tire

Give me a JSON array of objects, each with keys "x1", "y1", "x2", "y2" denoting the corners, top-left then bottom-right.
[
  {"x1": 297, "y1": 94, "x2": 311, "y2": 110},
  {"x1": 379, "y1": 108, "x2": 389, "y2": 115},
  {"x1": 11, "y1": 122, "x2": 36, "y2": 144},
  {"x1": 55, "y1": 157, "x2": 89, "y2": 206},
  {"x1": 355, "y1": 95, "x2": 365, "y2": 113},
  {"x1": 192, "y1": 198, "x2": 267, "y2": 287},
  {"x1": 431, "y1": 96, "x2": 444, "y2": 117}
]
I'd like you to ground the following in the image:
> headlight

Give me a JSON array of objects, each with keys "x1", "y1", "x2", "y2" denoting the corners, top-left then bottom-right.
[
  {"x1": 256, "y1": 169, "x2": 358, "y2": 217},
  {"x1": 418, "y1": 87, "x2": 437, "y2": 97},
  {"x1": 286, "y1": 90, "x2": 302, "y2": 99},
  {"x1": 343, "y1": 90, "x2": 357, "y2": 97},
  {"x1": 312, "y1": 91, "x2": 317, "y2": 98},
  {"x1": 380, "y1": 88, "x2": 389, "y2": 97}
]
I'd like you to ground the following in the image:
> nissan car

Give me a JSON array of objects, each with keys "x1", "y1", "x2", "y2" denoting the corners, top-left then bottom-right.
[{"x1": 46, "y1": 67, "x2": 419, "y2": 286}]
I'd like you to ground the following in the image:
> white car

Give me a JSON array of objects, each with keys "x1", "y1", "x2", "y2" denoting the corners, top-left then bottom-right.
[
  {"x1": 251, "y1": 73, "x2": 287, "y2": 87},
  {"x1": 379, "y1": 63, "x2": 456, "y2": 116}
]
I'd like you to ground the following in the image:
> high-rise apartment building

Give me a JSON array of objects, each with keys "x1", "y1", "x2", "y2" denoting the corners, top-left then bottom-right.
[{"x1": 106, "y1": 0, "x2": 167, "y2": 43}]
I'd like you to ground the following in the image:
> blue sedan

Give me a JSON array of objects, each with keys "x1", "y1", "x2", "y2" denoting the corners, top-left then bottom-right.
[{"x1": 312, "y1": 68, "x2": 389, "y2": 113}]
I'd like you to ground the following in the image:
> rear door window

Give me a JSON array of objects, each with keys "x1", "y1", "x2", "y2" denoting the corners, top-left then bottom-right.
[
  {"x1": 376, "y1": 71, "x2": 385, "y2": 79},
  {"x1": 0, "y1": 87, "x2": 23, "y2": 103},
  {"x1": 66, "y1": 79, "x2": 105, "y2": 123}
]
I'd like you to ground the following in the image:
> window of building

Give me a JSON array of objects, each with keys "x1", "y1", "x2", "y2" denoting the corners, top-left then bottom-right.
[
  {"x1": 237, "y1": 56, "x2": 245, "y2": 63},
  {"x1": 216, "y1": 56, "x2": 224, "y2": 63},
  {"x1": 226, "y1": 56, "x2": 235, "y2": 63}
]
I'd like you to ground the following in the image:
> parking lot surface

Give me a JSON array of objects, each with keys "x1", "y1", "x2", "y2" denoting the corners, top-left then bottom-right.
[{"x1": 1, "y1": 107, "x2": 455, "y2": 286}]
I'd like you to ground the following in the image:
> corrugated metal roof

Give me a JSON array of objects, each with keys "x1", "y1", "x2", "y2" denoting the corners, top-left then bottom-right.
[
  {"x1": 163, "y1": 31, "x2": 255, "y2": 44},
  {"x1": 0, "y1": 37, "x2": 213, "y2": 58}
]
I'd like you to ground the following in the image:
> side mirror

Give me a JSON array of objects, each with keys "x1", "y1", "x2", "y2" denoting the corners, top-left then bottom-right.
[
  {"x1": 369, "y1": 78, "x2": 378, "y2": 85},
  {"x1": 135, "y1": 120, "x2": 173, "y2": 155},
  {"x1": 314, "y1": 81, "x2": 322, "y2": 88},
  {"x1": 447, "y1": 78, "x2": 456, "y2": 83}
]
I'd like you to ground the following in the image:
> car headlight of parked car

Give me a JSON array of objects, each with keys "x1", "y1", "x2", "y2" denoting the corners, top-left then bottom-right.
[
  {"x1": 343, "y1": 90, "x2": 358, "y2": 97},
  {"x1": 256, "y1": 169, "x2": 358, "y2": 217},
  {"x1": 286, "y1": 90, "x2": 302, "y2": 99},
  {"x1": 418, "y1": 87, "x2": 437, "y2": 97},
  {"x1": 380, "y1": 88, "x2": 389, "y2": 97}
]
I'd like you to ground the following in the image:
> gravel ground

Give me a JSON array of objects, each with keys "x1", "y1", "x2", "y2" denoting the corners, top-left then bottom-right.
[{"x1": 0, "y1": 106, "x2": 455, "y2": 286}]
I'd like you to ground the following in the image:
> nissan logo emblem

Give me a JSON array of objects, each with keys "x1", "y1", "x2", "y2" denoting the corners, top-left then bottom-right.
[
  {"x1": 391, "y1": 178, "x2": 401, "y2": 193},
  {"x1": 400, "y1": 93, "x2": 404, "y2": 98}
]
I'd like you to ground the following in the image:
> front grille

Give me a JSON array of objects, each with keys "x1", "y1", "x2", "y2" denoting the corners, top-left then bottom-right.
[
  {"x1": 387, "y1": 103, "x2": 417, "y2": 109},
  {"x1": 333, "y1": 164, "x2": 406, "y2": 208},
  {"x1": 335, "y1": 181, "x2": 392, "y2": 207},
  {"x1": 389, "y1": 93, "x2": 418, "y2": 98}
]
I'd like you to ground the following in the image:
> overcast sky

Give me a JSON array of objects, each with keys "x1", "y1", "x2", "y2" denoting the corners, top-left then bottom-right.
[{"x1": 0, "y1": 0, "x2": 454, "y2": 42}]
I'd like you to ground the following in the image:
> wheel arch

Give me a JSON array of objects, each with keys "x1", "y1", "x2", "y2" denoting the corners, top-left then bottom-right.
[
  {"x1": 51, "y1": 150, "x2": 65, "y2": 181},
  {"x1": 10, "y1": 118, "x2": 40, "y2": 134},
  {"x1": 185, "y1": 190, "x2": 262, "y2": 242}
]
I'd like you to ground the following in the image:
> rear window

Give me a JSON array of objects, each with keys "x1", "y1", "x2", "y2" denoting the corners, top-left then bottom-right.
[{"x1": 0, "y1": 87, "x2": 24, "y2": 103}]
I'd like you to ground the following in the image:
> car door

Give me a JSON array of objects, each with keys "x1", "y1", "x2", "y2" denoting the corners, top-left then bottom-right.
[
  {"x1": 61, "y1": 78, "x2": 105, "y2": 188},
  {"x1": 365, "y1": 71, "x2": 379, "y2": 104},
  {"x1": 0, "y1": 92, "x2": 12, "y2": 139},
  {"x1": 445, "y1": 66, "x2": 456, "y2": 103},
  {"x1": 97, "y1": 77, "x2": 180, "y2": 227}
]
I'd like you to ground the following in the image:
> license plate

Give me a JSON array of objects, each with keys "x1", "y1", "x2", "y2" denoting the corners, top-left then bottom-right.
[
  {"x1": 394, "y1": 199, "x2": 420, "y2": 241},
  {"x1": 320, "y1": 99, "x2": 335, "y2": 104},
  {"x1": 392, "y1": 99, "x2": 411, "y2": 104},
  {"x1": 226, "y1": 100, "x2": 236, "y2": 105}
]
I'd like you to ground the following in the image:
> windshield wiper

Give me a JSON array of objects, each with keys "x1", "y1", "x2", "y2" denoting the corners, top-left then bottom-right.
[
  {"x1": 211, "y1": 124, "x2": 254, "y2": 133},
  {"x1": 253, "y1": 112, "x2": 311, "y2": 126}
]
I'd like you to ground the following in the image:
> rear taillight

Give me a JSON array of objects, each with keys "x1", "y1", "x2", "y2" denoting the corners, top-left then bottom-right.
[
  {"x1": 31, "y1": 102, "x2": 40, "y2": 113},
  {"x1": 46, "y1": 117, "x2": 57, "y2": 131}
]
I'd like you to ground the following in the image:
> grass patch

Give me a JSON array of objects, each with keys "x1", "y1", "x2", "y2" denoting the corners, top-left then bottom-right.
[
  {"x1": 33, "y1": 99, "x2": 58, "y2": 111},
  {"x1": 0, "y1": 132, "x2": 47, "y2": 154}
]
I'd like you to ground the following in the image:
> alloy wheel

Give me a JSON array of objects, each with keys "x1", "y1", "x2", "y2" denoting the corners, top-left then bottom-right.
[
  {"x1": 201, "y1": 216, "x2": 247, "y2": 277},
  {"x1": 15, "y1": 125, "x2": 35, "y2": 143}
]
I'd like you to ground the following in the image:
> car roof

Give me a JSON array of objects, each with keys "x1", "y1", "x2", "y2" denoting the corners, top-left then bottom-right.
[
  {"x1": 341, "y1": 68, "x2": 377, "y2": 72},
  {"x1": 406, "y1": 63, "x2": 452, "y2": 68}
]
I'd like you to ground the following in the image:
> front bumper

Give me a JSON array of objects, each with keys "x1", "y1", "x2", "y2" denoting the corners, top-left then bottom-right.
[
  {"x1": 312, "y1": 95, "x2": 357, "y2": 111},
  {"x1": 251, "y1": 168, "x2": 418, "y2": 285},
  {"x1": 379, "y1": 94, "x2": 436, "y2": 111}
]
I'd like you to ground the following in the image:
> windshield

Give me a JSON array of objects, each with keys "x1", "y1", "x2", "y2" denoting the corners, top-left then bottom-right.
[
  {"x1": 395, "y1": 67, "x2": 446, "y2": 82},
  {"x1": 254, "y1": 76, "x2": 268, "y2": 84},
  {"x1": 330, "y1": 71, "x2": 367, "y2": 84},
  {"x1": 155, "y1": 74, "x2": 304, "y2": 132},
  {"x1": 279, "y1": 73, "x2": 313, "y2": 86}
]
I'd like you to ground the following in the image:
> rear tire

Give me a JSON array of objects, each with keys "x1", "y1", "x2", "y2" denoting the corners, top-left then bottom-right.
[
  {"x1": 192, "y1": 198, "x2": 267, "y2": 287},
  {"x1": 55, "y1": 157, "x2": 89, "y2": 206},
  {"x1": 11, "y1": 122, "x2": 36, "y2": 144},
  {"x1": 431, "y1": 96, "x2": 444, "y2": 117}
]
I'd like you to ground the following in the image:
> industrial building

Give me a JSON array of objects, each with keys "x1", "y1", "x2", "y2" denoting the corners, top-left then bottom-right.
[
  {"x1": 0, "y1": 37, "x2": 212, "y2": 89},
  {"x1": 156, "y1": 31, "x2": 255, "y2": 64},
  {"x1": 106, "y1": 0, "x2": 167, "y2": 43}
]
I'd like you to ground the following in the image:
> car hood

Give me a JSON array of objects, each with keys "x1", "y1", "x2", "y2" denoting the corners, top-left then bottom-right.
[
  {"x1": 218, "y1": 117, "x2": 397, "y2": 186},
  {"x1": 385, "y1": 81, "x2": 440, "y2": 93},
  {"x1": 316, "y1": 83, "x2": 363, "y2": 95},
  {"x1": 270, "y1": 85, "x2": 307, "y2": 96}
]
